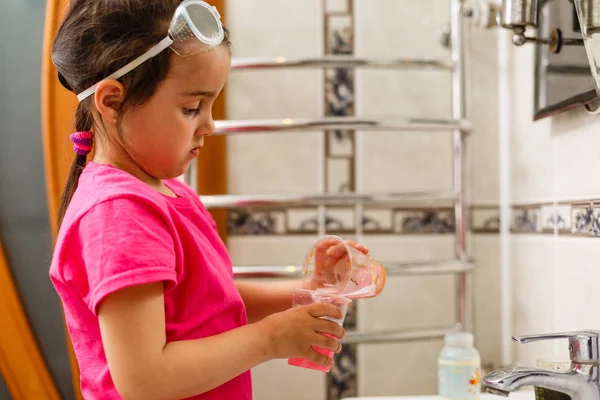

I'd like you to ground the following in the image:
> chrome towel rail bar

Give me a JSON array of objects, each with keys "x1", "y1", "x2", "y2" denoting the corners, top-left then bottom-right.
[
  {"x1": 214, "y1": 116, "x2": 472, "y2": 135},
  {"x1": 231, "y1": 56, "x2": 453, "y2": 71},
  {"x1": 201, "y1": 191, "x2": 457, "y2": 209},
  {"x1": 342, "y1": 326, "x2": 454, "y2": 345},
  {"x1": 232, "y1": 259, "x2": 474, "y2": 280}
]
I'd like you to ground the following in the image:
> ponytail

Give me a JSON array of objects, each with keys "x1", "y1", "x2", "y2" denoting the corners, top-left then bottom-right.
[{"x1": 57, "y1": 101, "x2": 94, "y2": 228}]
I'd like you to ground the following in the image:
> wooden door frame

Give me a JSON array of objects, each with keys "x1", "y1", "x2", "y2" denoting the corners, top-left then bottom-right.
[
  {"x1": 198, "y1": 0, "x2": 228, "y2": 242},
  {"x1": 0, "y1": 239, "x2": 61, "y2": 400},
  {"x1": 41, "y1": 1, "x2": 228, "y2": 398}
]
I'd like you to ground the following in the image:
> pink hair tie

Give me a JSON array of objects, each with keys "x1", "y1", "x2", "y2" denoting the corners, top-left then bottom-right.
[{"x1": 70, "y1": 131, "x2": 93, "y2": 157}]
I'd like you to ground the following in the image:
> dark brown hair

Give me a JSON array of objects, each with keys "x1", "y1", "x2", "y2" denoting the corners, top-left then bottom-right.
[{"x1": 53, "y1": 0, "x2": 230, "y2": 227}]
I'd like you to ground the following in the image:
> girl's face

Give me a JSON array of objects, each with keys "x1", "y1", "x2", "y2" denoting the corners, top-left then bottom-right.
[{"x1": 104, "y1": 46, "x2": 231, "y2": 182}]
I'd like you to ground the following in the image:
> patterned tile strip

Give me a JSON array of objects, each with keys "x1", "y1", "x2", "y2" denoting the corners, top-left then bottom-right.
[
  {"x1": 322, "y1": 2, "x2": 358, "y2": 399},
  {"x1": 227, "y1": 206, "x2": 502, "y2": 236},
  {"x1": 227, "y1": 201, "x2": 600, "y2": 237},
  {"x1": 508, "y1": 200, "x2": 600, "y2": 236},
  {"x1": 571, "y1": 202, "x2": 600, "y2": 236}
]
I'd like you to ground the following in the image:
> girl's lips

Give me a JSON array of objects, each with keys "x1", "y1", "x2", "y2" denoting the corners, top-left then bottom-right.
[{"x1": 190, "y1": 147, "x2": 200, "y2": 156}]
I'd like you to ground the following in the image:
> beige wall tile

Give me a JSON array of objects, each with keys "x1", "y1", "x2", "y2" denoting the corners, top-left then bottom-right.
[
  {"x1": 358, "y1": 130, "x2": 454, "y2": 193},
  {"x1": 354, "y1": 0, "x2": 453, "y2": 195},
  {"x1": 467, "y1": 27, "x2": 499, "y2": 204},
  {"x1": 472, "y1": 235, "x2": 502, "y2": 368},
  {"x1": 554, "y1": 237, "x2": 600, "y2": 330},
  {"x1": 509, "y1": 45, "x2": 553, "y2": 203},
  {"x1": 226, "y1": 0, "x2": 324, "y2": 196},
  {"x1": 228, "y1": 236, "x2": 321, "y2": 266},
  {"x1": 358, "y1": 340, "x2": 444, "y2": 396},
  {"x1": 551, "y1": 110, "x2": 600, "y2": 200},
  {"x1": 511, "y1": 236, "x2": 557, "y2": 366},
  {"x1": 226, "y1": 0, "x2": 322, "y2": 58},
  {"x1": 252, "y1": 359, "x2": 326, "y2": 400},
  {"x1": 354, "y1": 0, "x2": 448, "y2": 59},
  {"x1": 227, "y1": 131, "x2": 323, "y2": 194}
]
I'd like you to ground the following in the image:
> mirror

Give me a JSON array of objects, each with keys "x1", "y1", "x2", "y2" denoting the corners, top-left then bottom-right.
[{"x1": 534, "y1": 0, "x2": 597, "y2": 120}]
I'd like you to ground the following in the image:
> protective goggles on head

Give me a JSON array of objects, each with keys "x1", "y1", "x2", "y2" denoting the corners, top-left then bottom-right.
[{"x1": 76, "y1": 0, "x2": 224, "y2": 102}]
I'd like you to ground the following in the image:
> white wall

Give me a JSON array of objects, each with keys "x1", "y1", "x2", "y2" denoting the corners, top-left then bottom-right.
[{"x1": 509, "y1": 40, "x2": 600, "y2": 366}]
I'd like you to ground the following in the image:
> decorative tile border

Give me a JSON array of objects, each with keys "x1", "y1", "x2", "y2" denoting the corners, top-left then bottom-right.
[
  {"x1": 396, "y1": 209, "x2": 455, "y2": 234},
  {"x1": 511, "y1": 204, "x2": 542, "y2": 234},
  {"x1": 227, "y1": 210, "x2": 281, "y2": 235},
  {"x1": 471, "y1": 206, "x2": 500, "y2": 233},
  {"x1": 227, "y1": 201, "x2": 600, "y2": 237},
  {"x1": 227, "y1": 206, "x2": 502, "y2": 236},
  {"x1": 569, "y1": 202, "x2": 600, "y2": 236},
  {"x1": 509, "y1": 200, "x2": 600, "y2": 236},
  {"x1": 510, "y1": 203, "x2": 568, "y2": 235},
  {"x1": 556, "y1": 204, "x2": 572, "y2": 233}
]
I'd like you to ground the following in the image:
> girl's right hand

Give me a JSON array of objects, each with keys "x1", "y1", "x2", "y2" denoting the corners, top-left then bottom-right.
[{"x1": 257, "y1": 302, "x2": 346, "y2": 368}]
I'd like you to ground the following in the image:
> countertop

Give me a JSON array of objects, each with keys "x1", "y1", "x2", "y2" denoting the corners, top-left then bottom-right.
[{"x1": 342, "y1": 391, "x2": 534, "y2": 400}]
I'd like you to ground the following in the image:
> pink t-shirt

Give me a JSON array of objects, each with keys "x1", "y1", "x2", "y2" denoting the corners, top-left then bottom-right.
[{"x1": 50, "y1": 162, "x2": 252, "y2": 400}]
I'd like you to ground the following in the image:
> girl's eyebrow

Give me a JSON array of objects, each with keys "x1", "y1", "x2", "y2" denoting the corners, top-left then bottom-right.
[{"x1": 180, "y1": 89, "x2": 216, "y2": 97}]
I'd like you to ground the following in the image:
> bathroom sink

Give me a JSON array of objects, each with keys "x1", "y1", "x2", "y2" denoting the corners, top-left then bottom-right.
[{"x1": 343, "y1": 391, "x2": 534, "y2": 400}]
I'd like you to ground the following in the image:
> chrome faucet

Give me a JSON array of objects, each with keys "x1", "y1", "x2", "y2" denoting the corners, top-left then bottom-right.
[{"x1": 483, "y1": 331, "x2": 600, "y2": 399}]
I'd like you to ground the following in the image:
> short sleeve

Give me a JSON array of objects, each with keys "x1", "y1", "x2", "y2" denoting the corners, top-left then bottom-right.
[{"x1": 78, "y1": 197, "x2": 178, "y2": 315}]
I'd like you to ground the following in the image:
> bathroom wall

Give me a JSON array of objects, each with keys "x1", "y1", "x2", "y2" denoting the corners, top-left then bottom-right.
[
  {"x1": 225, "y1": 0, "x2": 501, "y2": 398},
  {"x1": 508, "y1": 39, "x2": 600, "y2": 366}
]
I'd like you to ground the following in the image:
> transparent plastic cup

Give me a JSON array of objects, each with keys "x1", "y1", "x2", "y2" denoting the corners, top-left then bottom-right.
[
  {"x1": 287, "y1": 288, "x2": 352, "y2": 373},
  {"x1": 301, "y1": 235, "x2": 386, "y2": 299}
]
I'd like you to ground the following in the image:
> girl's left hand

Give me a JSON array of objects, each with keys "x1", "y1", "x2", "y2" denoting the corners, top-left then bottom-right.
[{"x1": 309, "y1": 239, "x2": 369, "y2": 291}]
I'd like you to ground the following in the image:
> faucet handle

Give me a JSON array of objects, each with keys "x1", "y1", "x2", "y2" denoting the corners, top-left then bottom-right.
[{"x1": 513, "y1": 331, "x2": 600, "y2": 364}]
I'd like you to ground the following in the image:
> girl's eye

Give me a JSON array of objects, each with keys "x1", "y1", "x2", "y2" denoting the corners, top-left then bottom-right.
[{"x1": 184, "y1": 108, "x2": 199, "y2": 117}]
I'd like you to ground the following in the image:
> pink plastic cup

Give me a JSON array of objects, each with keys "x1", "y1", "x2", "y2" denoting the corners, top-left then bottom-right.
[{"x1": 287, "y1": 288, "x2": 352, "y2": 373}]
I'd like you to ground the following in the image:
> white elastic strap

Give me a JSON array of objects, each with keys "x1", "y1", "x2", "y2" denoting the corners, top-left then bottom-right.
[{"x1": 77, "y1": 36, "x2": 174, "y2": 102}]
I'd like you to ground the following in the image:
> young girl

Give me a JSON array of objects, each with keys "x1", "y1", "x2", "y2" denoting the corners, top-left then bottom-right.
[{"x1": 49, "y1": 1, "x2": 368, "y2": 399}]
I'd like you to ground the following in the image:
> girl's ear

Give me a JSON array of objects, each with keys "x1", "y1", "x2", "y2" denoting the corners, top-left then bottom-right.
[{"x1": 94, "y1": 80, "x2": 125, "y2": 124}]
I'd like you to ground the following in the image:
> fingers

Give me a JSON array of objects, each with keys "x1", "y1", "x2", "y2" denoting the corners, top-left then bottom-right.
[
  {"x1": 315, "y1": 319, "x2": 346, "y2": 340},
  {"x1": 314, "y1": 239, "x2": 339, "y2": 260},
  {"x1": 324, "y1": 241, "x2": 369, "y2": 263},
  {"x1": 326, "y1": 242, "x2": 349, "y2": 259},
  {"x1": 315, "y1": 239, "x2": 369, "y2": 259},
  {"x1": 306, "y1": 302, "x2": 344, "y2": 320},
  {"x1": 345, "y1": 240, "x2": 369, "y2": 254},
  {"x1": 317, "y1": 239, "x2": 368, "y2": 254},
  {"x1": 315, "y1": 238, "x2": 340, "y2": 249},
  {"x1": 314, "y1": 319, "x2": 345, "y2": 340},
  {"x1": 313, "y1": 333, "x2": 343, "y2": 353},
  {"x1": 308, "y1": 350, "x2": 335, "y2": 368},
  {"x1": 314, "y1": 241, "x2": 331, "y2": 270}
]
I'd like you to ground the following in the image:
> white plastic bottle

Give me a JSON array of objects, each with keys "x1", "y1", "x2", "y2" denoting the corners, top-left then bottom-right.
[{"x1": 438, "y1": 332, "x2": 481, "y2": 399}]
